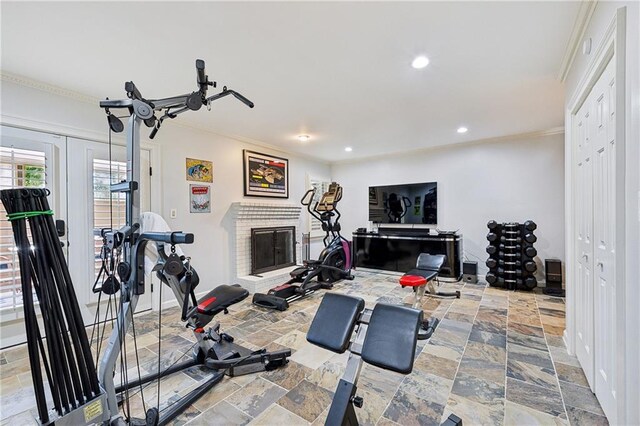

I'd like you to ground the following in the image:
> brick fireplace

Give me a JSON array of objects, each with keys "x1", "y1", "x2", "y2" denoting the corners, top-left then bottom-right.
[{"x1": 230, "y1": 202, "x2": 302, "y2": 293}]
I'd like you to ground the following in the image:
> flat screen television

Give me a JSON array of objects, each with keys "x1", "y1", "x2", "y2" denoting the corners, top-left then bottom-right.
[{"x1": 368, "y1": 182, "x2": 437, "y2": 225}]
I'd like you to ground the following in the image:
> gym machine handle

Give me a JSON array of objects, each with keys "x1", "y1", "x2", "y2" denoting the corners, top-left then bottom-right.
[
  {"x1": 140, "y1": 232, "x2": 194, "y2": 245},
  {"x1": 206, "y1": 89, "x2": 255, "y2": 109}
]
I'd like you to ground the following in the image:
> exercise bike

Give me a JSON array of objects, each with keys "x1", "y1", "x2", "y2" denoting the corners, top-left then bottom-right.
[{"x1": 252, "y1": 182, "x2": 354, "y2": 311}]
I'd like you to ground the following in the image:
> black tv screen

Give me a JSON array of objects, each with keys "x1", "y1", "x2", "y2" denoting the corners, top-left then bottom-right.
[{"x1": 368, "y1": 182, "x2": 437, "y2": 225}]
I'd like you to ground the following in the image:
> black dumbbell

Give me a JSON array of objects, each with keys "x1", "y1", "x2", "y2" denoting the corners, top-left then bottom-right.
[
  {"x1": 501, "y1": 236, "x2": 522, "y2": 243},
  {"x1": 487, "y1": 232, "x2": 498, "y2": 242},
  {"x1": 524, "y1": 261, "x2": 537, "y2": 272},
  {"x1": 499, "y1": 259, "x2": 522, "y2": 267},
  {"x1": 498, "y1": 251, "x2": 519, "y2": 258},
  {"x1": 486, "y1": 259, "x2": 497, "y2": 269},
  {"x1": 524, "y1": 246, "x2": 537, "y2": 258},
  {"x1": 486, "y1": 273, "x2": 497, "y2": 284},
  {"x1": 486, "y1": 245, "x2": 497, "y2": 255},
  {"x1": 495, "y1": 277, "x2": 522, "y2": 286},
  {"x1": 499, "y1": 243, "x2": 522, "y2": 251},
  {"x1": 524, "y1": 233, "x2": 537, "y2": 243},
  {"x1": 524, "y1": 220, "x2": 537, "y2": 231},
  {"x1": 487, "y1": 220, "x2": 498, "y2": 230},
  {"x1": 524, "y1": 276, "x2": 537, "y2": 289},
  {"x1": 498, "y1": 267, "x2": 523, "y2": 276}
]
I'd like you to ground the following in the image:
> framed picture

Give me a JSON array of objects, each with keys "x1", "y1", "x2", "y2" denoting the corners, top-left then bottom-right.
[
  {"x1": 243, "y1": 150, "x2": 289, "y2": 198},
  {"x1": 186, "y1": 158, "x2": 213, "y2": 183},
  {"x1": 190, "y1": 185, "x2": 211, "y2": 213}
]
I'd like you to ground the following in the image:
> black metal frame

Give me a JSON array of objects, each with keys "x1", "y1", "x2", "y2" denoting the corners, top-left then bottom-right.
[
  {"x1": 242, "y1": 149, "x2": 289, "y2": 198},
  {"x1": 250, "y1": 226, "x2": 297, "y2": 275}
]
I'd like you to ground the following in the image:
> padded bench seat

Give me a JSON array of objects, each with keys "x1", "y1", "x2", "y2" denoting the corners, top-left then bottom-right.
[{"x1": 197, "y1": 284, "x2": 249, "y2": 316}]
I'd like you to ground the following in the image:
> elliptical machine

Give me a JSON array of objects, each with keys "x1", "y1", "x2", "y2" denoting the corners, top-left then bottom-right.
[{"x1": 252, "y1": 182, "x2": 354, "y2": 311}]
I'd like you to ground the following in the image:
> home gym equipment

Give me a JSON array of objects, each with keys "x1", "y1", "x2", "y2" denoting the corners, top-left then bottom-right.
[
  {"x1": 252, "y1": 182, "x2": 354, "y2": 311},
  {"x1": 485, "y1": 220, "x2": 538, "y2": 290},
  {"x1": 1, "y1": 188, "x2": 102, "y2": 424},
  {"x1": 306, "y1": 293, "x2": 422, "y2": 425},
  {"x1": 1, "y1": 59, "x2": 287, "y2": 426},
  {"x1": 399, "y1": 253, "x2": 460, "y2": 339}
]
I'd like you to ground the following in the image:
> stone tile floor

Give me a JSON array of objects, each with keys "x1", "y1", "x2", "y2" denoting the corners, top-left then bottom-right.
[{"x1": 0, "y1": 271, "x2": 608, "y2": 425}]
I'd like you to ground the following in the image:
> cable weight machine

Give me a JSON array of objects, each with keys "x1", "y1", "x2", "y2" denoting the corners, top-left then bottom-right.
[{"x1": 1, "y1": 60, "x2": 259, "y2": 425}]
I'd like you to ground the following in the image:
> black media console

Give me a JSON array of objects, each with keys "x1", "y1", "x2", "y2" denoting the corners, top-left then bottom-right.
[{"x1": 352, "y1": 229, "x2": 463, "y2": 281}]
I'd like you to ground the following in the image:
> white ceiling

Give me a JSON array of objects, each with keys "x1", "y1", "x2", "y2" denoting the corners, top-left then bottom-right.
[{"x1": 1, "y1": 1, "x2": 579, "y2": 161}]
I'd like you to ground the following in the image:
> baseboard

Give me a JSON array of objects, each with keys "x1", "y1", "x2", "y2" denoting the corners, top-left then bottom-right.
[{"x1": 563, "y1": 329, "x2": 572, "y2": 355}]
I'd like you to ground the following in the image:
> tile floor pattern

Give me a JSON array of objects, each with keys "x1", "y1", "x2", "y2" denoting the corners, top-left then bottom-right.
[{"x1": 0, "y1": 271, "x2": 609, "y2": 425}]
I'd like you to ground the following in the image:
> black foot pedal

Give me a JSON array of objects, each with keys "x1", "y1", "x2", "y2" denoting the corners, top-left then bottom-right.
[
  {"x1": 418, "y1": 317, "x2": 439, "y2": 340},
  {"x1": 220, "y1": 332, "x2": 234, "y2": 342}
]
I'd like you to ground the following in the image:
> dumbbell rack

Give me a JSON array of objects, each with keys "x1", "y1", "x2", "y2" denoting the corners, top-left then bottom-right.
[{"x1": 485, "y1": 220, "x2": 538, "y2": 290}]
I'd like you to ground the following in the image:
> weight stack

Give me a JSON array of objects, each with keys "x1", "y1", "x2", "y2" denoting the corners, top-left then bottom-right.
[{"x1": 485, "y1": 220, "x2": 538, "y2": 291}]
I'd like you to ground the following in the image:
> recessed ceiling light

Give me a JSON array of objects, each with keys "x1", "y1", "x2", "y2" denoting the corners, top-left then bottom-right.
[
  {"x1": 345, "y1": 147, "x2": 353, "y2": 152},
  {"x1": 411, "y1": 55, "x2": 430, "y2": 69},
  {"x1": 297, "y1": 134, "x2": 310, "y2": 142},
  {"x1": 457, "y1": 127, "x2": 468, "y2": 134}
]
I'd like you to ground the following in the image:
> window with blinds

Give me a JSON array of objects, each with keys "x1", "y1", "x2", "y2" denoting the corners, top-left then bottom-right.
[
  {"x1": 0, "y1": 147, "x2": 46, "y2": 311},
  {"x1": 92, "y1": 159, "x2": 127, "y2": 277},
  {"x1": 308, "y1": 178, "x2": 331, "y2": 237}
]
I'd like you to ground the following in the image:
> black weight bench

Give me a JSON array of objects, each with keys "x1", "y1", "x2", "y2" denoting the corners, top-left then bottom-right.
[{"x1": 307, "y1": 293, "x2": 423, "y2": 425}]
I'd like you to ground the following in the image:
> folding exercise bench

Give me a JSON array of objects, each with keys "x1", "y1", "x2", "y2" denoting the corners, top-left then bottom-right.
[
  {"x1": 399, "y1": 253, "x2": 461, "y2": 339},
  {"x1": 307, "y1": 293, "x2": 423, "y2": 426}
]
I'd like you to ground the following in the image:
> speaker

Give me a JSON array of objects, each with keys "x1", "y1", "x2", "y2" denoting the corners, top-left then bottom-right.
[
  {"x1": 543, "y1": 258, "x2": 564, "y2": 296},
  {"x1": 463, "y1": 261, "x2": 477, "y2": 284}
]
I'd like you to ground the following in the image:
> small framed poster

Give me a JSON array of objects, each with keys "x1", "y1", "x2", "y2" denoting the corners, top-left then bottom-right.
[
  {"x1": 186, "y1": 158, "x2": 213, "y2": 183},
  {"x1": 243, "y1": 150, "x2": 289, "y2": 198},
  {"x1": 190, "y1": 185, "x2": 211, "y2": 213}
]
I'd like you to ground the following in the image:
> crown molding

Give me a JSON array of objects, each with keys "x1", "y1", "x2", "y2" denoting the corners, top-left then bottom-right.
[
  {"x1": 1, "y1": 71, "x2": 329, "y2": 165},
  {"x1": 558, "y1": 0, "x2": 598, "y2": 82},
  {"x1": 1, "y1": 71, "x2": 98, "y2": 104},
  {"x1": 330, "y1": 127, "x2": 565, "y2": 166}
]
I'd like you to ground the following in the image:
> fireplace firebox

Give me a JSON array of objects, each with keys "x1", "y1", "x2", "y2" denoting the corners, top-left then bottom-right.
[{"x1": 251, "y1": 226, "x2": 296, "y2": 275}]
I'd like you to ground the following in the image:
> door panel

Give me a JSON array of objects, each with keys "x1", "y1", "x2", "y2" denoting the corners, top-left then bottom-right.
[
  {"x1": 573, "y1": 55, "x2": 617, "y2": 423},
  {"x1": 0, "y1": 125, "x2": 67, "y2": 347},
  {"x1": 67, "y1": 139, "x2": 152, "y2": 326}
]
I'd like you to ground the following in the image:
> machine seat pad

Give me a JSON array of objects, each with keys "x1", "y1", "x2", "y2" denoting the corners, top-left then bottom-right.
[
  {"x1": 196, "y1": 284, "x2": 249, "y2": 316},
  {"x1": 361, "y1": 303, "x2": 423, "y2": 374},
  {"x1": 415, "y1": 253, "x2": 446, "y2": 272},
  {"x1": 307, "y1": 293, "x2": 365, "y2": 353},
  {"x1": 403, "y1": 269, "x2": 438, "y2": 282},
  {"x1": 399, "y1": 274, "x2": 427, "y2": 287}
]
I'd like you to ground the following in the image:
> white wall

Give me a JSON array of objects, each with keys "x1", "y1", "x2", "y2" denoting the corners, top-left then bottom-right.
[
  {"x1": 0, "y1": 79, "x2": 331, "y2": 309},
  {"x1": 563, "y1": 2, "x2": 639, "y2": 424},
  {"x1": 331, "y1": 132, "x2": 565, "y2": 278}
]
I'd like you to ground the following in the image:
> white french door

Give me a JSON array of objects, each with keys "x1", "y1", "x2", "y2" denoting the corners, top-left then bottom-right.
[
  {"x1": 572, "y1": 55, "x2": 618, "y2": 422},
  {"x1": 0, "y1": 125, "x2": 67, "y2": 347},
  {"x1": 67, "y1": 138, "x2": 153, "y2": 325}
]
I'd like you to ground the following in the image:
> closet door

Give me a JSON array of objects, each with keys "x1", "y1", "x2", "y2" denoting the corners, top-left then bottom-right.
[
  {"x1": 592, "y1": 58, "x2": 617, "y2": 422},
  {"x1": 574, "y1": 98, "x2": 594, "y2": 385}
]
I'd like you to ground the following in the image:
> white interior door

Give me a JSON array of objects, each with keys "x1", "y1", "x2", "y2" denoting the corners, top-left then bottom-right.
[
  {"x1": 592, "y1": 58, "x2": 617, "y2": 422},
  {"x1": 67, "y1": 138, "x2": 152, "y2": 326},
  {"x1": 0, "y1": 125, "x2": 67, "y2": 348},
  {"x1": 572, "y1": 54, "x2": 618, "y2": 423},
  {"x1": 574, "y1": 97, "x2": 595, "y2": 384}
]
